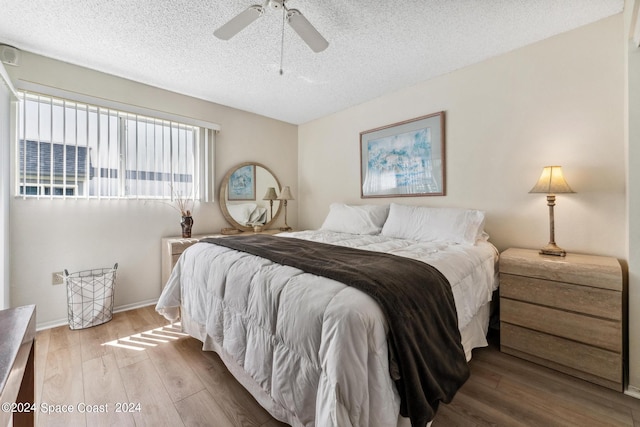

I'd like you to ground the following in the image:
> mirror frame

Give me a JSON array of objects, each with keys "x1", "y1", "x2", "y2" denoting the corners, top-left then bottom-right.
[{"x1": 219, "y1": 162, "x2": 283, "y2": 231}]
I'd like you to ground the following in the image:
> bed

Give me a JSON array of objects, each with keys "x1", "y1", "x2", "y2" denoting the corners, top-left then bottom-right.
[{"x1": 156, "y1": 203, "x2": 499, "y2": 427}]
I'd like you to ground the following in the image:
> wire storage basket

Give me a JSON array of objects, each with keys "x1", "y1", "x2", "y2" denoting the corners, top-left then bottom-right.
[{"x1": 64, "y1": 263, "x2": 118, "y2": 330}]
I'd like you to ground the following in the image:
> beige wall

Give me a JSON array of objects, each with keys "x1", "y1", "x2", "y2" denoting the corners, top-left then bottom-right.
[
  {"x1": 299, "y1": 15, "x2": 625, "y2": 257},
  {"x1": 0, "y1": 64, "x2": 14, "y2": 310},
  {"x1": 7, "y1": 52, "x2": 298, "y2": 327},
  {"x1": 299, "y1": 13, "x2": 632, "y2": 386},
  {"x1": 626, "y1": 0, "x2": 640, "y2": 395}
]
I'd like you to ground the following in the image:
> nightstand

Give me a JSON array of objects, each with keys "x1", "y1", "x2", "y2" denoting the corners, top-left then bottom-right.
[
  {"x1": 499, "y1": 248, "x2": 624, "y2": 391},
  {"x1": 161, "y1": 229, "x2": 283, "y2": 289}
]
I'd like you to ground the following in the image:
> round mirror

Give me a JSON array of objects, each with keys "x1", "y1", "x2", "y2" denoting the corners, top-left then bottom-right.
[{"x1": 219, "y1": 162, "x2": 282, "y2": 232}]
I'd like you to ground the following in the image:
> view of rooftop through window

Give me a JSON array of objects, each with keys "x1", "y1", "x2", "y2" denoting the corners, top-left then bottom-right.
[{"x1": 17, "y1": 91, "x2": 198, "y2": 199}]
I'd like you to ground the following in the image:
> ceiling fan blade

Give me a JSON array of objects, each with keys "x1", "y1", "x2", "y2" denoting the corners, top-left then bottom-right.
[
  {"x1": 214, "y1": 5, "x2": 264, "y2": 40},
  {"x1": 286, "y1": 9, "x2": 328, "y2": 53}
]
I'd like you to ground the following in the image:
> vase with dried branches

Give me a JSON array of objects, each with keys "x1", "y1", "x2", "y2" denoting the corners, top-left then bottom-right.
[
  {"x1": 170, "y1": 186, "x2": 195, "y2": 238},
  {"x1": 180, "y1": 215, "x2": 193, "y2": 238}
]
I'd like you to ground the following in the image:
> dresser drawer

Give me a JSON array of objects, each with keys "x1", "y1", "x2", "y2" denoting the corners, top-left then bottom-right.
[
  {"x1": 501, "y1": 298, "x2": 621, "y2": 352},
  {"x1": 500, "y1": 273, "x2": 622, "y2": 320},
  {"x1": 501, "y1": 323, "x2": 622, "y2": 388},
  {"x1": 499, "y1": 248, "x2": 622, "y2": 291},
  {"x1": 169, "y1": 238, "x2": 201, "y2": 256}
]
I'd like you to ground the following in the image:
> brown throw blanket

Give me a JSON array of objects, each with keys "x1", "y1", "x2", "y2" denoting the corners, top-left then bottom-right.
[{"x1": 201, "y1": 235, "x2": 469, "y2": 426}]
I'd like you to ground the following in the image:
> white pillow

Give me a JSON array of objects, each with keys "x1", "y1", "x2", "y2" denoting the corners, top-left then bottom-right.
[
  {"x1": 381, "y1": 203, "x2": 486, "y2": 245},
  {"x1": 227, "y1": 203, "x2": 257, "y2": 225},
  {"x1": 320, "y1": 203, "x2": 390, "y2": 235},
  {"x1": 248, "y1": 206, "x2": 267, "y2": 224}
]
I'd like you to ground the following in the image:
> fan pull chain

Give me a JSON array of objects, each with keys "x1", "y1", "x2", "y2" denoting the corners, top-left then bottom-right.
[{"x1": 279, "y1": 7, "x2": 285, "y2": 75}]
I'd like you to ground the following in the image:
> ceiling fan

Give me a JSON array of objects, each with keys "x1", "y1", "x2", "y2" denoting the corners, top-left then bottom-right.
[{"x1": 214, "y1": 0, "x2": 329, "y2": 53}]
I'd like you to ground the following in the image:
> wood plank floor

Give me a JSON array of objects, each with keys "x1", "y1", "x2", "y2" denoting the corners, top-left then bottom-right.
[{"x1": 33, "y1": 305, "x2": 640, "y2": 426}]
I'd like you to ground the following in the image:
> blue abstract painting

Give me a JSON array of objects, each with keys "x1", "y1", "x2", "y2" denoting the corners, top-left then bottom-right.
[
  {"x1": 228, "y1": 165, "x2": 255, "y2": 200},
  {"x1": 363, "y1": 127, "x2": 440, "y2": 196}
]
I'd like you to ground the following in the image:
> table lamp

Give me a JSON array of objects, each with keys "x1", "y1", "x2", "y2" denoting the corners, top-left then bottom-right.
[
  {"x1": 277, "y1": 186, "x2": 294, "y2": 231},
  {"x1": 529, "y1": 166, "x2": 574, "y2": 256},
  {"x1": 262, "y1": 187, "x2": 278, "y2": 221}
]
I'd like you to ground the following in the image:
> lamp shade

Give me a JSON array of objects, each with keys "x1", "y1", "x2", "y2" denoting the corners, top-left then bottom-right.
[
  {"x1": 277, "y1": 186, "x2": 294, "y2": 201},
  {"x1": 262, "y1": 187, "x2": 278, "y2": 200},
  {"x1": 529, "y1": 166, "x2": 574, "y2": 194}
]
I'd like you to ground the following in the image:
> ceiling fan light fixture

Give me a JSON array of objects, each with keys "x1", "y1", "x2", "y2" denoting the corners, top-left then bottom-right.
[
  {"x1": 214, "y1": 1, "x2": 329, "y2": 55},
  {"x1": 269, "y1": 0, "x2": 284, "y2": 10}
]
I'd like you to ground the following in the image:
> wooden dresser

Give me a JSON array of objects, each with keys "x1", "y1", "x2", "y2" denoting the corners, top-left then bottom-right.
[
  {"x1": 499, "y1": 248, "x2": 624, "y2": 391},
  {"x1": 161, "y1": 229, "x2": 283, "y2": 289}
]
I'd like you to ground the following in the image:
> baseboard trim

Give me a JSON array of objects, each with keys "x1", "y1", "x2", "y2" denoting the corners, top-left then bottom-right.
[
  {"x1": 112, "y1": 298, "x2": 158, "y2": 314},
  {"x1": 625, "y1": 385, "x2": 640, "y2": 399},
  {"x1": 36, "y1": 298, "x2": 158, "y2": 331}
]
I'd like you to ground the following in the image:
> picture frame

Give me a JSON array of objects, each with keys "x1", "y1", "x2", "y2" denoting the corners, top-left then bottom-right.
[
  {"x1": 228, "y1": 164, "x2": 256, "y2": 200},
  {"x1": 360, "y1": 111, "x2": 445, "y2": 198}
]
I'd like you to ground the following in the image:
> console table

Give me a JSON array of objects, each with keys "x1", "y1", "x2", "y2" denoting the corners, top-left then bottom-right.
[{"x1": 161, "y1": 229, "x2": 283, "y2": 289}]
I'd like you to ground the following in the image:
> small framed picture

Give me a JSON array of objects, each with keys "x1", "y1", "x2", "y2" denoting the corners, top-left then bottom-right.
[{"x1": 228, "y1": 164, "x2": 256, "y2": 200}]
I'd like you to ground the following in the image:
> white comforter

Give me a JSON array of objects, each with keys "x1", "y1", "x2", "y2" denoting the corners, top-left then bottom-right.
[{"x1": 156, "y1": 230, "x2": 498, "y2": 427}]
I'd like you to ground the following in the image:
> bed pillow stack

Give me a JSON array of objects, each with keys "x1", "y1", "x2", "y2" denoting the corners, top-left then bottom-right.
[
  {"x1": 319, "y1": 202, "x2": 486, "y2": 245},
  {"x1": 381, "y1": 203, "x2": 486, "y2": 245}
]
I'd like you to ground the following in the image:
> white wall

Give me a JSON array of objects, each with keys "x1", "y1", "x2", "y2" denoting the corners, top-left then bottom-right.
[
  {"x1": 0, "y1": 63, "x2": 15, "y2": 310},
  {"x1": 6, "y1": 52, "x2": 298, "y2": 327},
  {"x1": 625, "y1": 0, "x2": 640, "y2": 394},
  {"x1": 299, "y1": 15, "x2": 625, "y2": 258}
]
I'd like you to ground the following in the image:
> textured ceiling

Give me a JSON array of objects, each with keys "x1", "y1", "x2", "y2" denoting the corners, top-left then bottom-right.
[{"x1": 0, "y1": 0, "x2": 624, "y2": 125}]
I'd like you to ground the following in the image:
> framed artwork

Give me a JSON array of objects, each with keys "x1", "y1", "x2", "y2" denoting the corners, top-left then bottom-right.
[
  {"x1": 360, "y1": 111, "x2": 445, "y2": 198},
  {"x1": 228, "y1": 164, "x2": 256, "y2": 200}
]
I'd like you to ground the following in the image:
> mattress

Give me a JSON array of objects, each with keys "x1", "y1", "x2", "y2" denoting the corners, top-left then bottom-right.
[{"x1": 157, "y1": 230, "x2": 499, "y2": 427}]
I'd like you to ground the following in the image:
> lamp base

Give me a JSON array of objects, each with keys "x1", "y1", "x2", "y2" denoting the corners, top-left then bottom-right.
[
  {"x1": 539, "y1": 242, "x2": 567, "y2": 257},
  {"x1": 279, "y1": 226, "x2": 292, "y2": 232}
]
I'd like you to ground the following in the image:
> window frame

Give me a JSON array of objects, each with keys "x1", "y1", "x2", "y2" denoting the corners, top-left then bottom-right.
[{"x1": 14, "y1": 83, "x2": 218, "y2": 202}]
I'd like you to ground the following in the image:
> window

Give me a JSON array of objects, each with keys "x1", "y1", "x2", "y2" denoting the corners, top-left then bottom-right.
[{"x1": 16, "y1": 90, "x2": 216, "y2": 201}]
